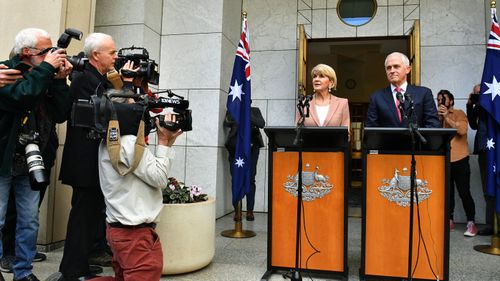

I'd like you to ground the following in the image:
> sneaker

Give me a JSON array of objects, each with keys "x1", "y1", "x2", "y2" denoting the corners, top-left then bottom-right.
[
  {"x1": 449, "y1": 219, "x2": 454, "y2": 232},
  {"x1": 0, "y1": 255, "x2": 14, "y2": 273},
  {"x1": 89, "y1": 265, "x2": 103, "y2": 275},
  {"x1": 464, "y1": 221, "x2": 478, "y2": 237},
  {"x1": 33, "y1": 252, "x2": 46, "y2": 262},
  {"x1": 14, "y1": 273, "x2": 40, "y2": 281},
  {"x1": 0, "y1": 271, "x2": 5, "y2": 281},
  {"x1": 88, "y1": 251, "x2": 112, "y2": 267}
]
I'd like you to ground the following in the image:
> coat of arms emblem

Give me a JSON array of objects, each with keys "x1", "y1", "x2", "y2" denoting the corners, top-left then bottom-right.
[
  {"x1": 378, "y1": 167, "x2": 432, "y2": 207},
  {"x1": 283, "y1": 163, "x2": 333, "y2": 201}
]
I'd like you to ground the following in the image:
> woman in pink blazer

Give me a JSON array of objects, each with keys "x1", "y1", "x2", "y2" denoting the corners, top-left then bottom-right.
[{"x1": 296, "y1": 64, "x2": 350, "y2": 129}]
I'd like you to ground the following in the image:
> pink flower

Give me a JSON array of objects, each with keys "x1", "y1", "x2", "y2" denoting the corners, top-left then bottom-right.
[{"x1": 189, "y1": 185, "x2": 202, "y2": 197}]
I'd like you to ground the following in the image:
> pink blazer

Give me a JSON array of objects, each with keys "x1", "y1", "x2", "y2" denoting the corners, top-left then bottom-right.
[{"x1": 296, "y1": 95, "x2": 350, "y2": 130}]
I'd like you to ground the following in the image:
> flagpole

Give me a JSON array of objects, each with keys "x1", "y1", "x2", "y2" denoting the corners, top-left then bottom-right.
[
  {"x1": 473, "y1": 0, "x2": 500, "y2": 256},
  {"x1": 221, "y1": 11, "x2": 256, "y2": 239}
]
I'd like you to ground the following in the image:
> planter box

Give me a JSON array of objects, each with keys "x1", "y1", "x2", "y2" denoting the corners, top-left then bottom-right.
[{"x1": 156, "y1": 196, "x2": 216, "y2": 275}]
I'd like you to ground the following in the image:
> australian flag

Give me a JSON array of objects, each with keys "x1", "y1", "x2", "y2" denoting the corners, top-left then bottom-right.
[
  {"x1": 227, "y1": 16, "x2": 251, "y2": 206},
  {"x1": 479, "y1": 7, "x2": 500, "y2": 213}
]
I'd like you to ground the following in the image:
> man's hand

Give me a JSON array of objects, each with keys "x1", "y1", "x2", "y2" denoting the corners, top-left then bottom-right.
[
  {"x1": 438, "y1": 104, "x2": 449, "y2": 116},
  {"x1": 54, "y1": 59, "x2": 73, "y2": 79},
  {"x1": 156, "y1": 115, "x2": 182, "y2": 147},
  {"x1": 44, "y1": 48, "x2": 68, "y2": 69},
  {"x1": 0, "y1": 64, "x2": 23, "y2": 87},
  {"x1": 121, "y1": 60, "x2": 140, "y2": 82}
]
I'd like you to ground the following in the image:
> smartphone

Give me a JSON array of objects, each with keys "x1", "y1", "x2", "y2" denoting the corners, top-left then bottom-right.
[
  {"x1": 14, "y1": 62, "x2": 31, "y2": 72},
  {"x1": 440, "y1": 95, "x2": 446, "y2": 106}
]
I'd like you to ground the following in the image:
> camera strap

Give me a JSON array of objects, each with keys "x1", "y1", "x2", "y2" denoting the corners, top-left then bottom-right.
[
  {"x1": 105, "y1": 97, "x2": 147, "y2": 176},
  {"x1": 107, "y1": 68, "x2": 123, "y2": 90}
]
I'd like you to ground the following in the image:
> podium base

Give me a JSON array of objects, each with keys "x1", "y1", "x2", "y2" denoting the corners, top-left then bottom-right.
[
  {"x1": 473, "y1": 235, "x2": 500, "y2": 256},
  {"x1": 221, "y1": 221, "x2": 256, "y2": 238}
]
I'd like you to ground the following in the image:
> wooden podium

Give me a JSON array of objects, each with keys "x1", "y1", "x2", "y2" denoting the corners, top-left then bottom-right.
[
  {"x1": 360, "y1": 127, "x2": 456, "y2": 281},
  {"x1": 261, "y1": 126, "x2": 349, "y2": 280}
]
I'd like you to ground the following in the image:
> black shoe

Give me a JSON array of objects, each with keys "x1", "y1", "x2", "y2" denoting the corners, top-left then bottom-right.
[
  {"x1": 246, "y1": 211, "x2": 255, "y2": 221},
  {"x1": 478, "y1": 227, "x2": 494, "y2": 236},
  {"x1": 33, "y1": 252, "x2": 46, "y2": 262},
  {"x1": 46, "y1": 273, "x2": 100, "y2": 281},
  {"x1": 89, "y1": 265, "x2": 103, "y2": 275},
  {"x1": 0, "y1": 255, "x2": 14, "y2": 273},
  {"x1": 14, "y1": 273, "x2": 40, "y2": 281},
  {"x1": 88, "y1": 251, "x2": 112, "y2": 267}
]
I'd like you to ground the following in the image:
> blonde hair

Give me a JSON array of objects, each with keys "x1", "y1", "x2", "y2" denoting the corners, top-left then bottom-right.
[{"x1": 311, "y1": 64, "x2": 337, "y2": 90}]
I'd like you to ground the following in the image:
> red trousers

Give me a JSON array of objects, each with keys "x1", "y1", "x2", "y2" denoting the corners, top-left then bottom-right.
[{"x1": 94, "y1": 225, "x2": 163, "y2": 281}]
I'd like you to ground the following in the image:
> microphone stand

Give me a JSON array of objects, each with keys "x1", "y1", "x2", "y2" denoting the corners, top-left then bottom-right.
[
  {"x1": 402, "y1": 93, "x2": 426, "y2": 281},
  {"x1": 286, "y1": 95, "x2": 311, "y2": 281}
]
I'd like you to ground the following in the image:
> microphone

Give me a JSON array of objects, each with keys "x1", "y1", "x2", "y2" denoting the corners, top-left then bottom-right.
[
  {"x1": 404, "y1": 92, "x2": 413, "y2": 104},
  {"x1": 396, "y1": 92, "x2": 404, "y2": 105}
]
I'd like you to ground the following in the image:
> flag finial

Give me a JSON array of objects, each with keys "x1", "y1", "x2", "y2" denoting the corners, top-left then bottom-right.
[
  {"x1": 492, "y1": 1, "x2": 496, "y2": 8},
  {"x1": 242, "y1": 11, "x2": 247, "y2": 18}
]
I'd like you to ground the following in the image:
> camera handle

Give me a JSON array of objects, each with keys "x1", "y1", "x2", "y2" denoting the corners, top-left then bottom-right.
[{"x1": 155, "y1": 89, "x2": 185, "y2": 100}]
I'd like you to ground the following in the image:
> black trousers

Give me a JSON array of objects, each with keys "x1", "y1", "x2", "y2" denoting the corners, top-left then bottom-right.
[
  {"x1": 478, "y1": 151, "x2": 495, "y2": 227},
  {"x1": 450, "y1": 156, "x2": 476, "y2": 222},
  {"x1": 59, "y1": 186, "x2": 106, "y2": 278}
]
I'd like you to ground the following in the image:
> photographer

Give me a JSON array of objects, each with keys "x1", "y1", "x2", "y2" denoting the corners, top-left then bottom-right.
[
  {"x1": 93, "y1": 92, "x2": 182, "y2": 281},
  {"x1": 58, "y1": 33, "x2": 117, "y2": 281},
  {"x1": 0, "y1": 28, "x2": 72, "y2": 281},
  {"x1": 437, "y1": 90, "x2": 477, "y2": 236}
]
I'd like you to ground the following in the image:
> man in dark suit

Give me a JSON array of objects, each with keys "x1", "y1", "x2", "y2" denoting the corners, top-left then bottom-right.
[
  {"x1": 365, "y1": 52, "x2": 440, "y2": 128},
  {"x1": 57, "y1": 33, "x2": 117, "y2": 281}
]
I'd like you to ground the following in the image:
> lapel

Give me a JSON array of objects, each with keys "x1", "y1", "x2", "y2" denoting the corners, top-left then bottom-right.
[
  {"x1": 309, "y1": 98, "x2": 321, "y2": 126},
  {"x1": 325, "y1": 96, "x2": 340, "y2": 126}
]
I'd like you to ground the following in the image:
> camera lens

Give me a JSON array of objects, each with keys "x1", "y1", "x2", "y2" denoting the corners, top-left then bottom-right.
[{"x1": 25, "y1": 143, "x2": 49, "y2": 190}]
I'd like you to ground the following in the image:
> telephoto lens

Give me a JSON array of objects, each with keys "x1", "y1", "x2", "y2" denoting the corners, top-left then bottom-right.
[{"x1": 25, "y1": 143, "x2": 49, "y2": 190}]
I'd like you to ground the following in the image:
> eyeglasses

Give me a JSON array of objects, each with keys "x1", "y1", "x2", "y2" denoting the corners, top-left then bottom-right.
[{"x1": 30, "y1": 47, "x2": 56, "y2": 56}]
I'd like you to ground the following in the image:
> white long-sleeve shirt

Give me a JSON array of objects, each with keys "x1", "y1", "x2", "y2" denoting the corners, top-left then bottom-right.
[{"x1": 98, "y1": 135, "x2": 175, "y2": 225}]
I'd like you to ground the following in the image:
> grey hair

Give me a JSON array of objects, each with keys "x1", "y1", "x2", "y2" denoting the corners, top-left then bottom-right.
[
  {"x1": 13, "y1": 28, "x2": 51, "y2": 55},
  {"x1": 385, "y1": 52, "x2": 410, "y2": 67},
  {"x1": 84, "y1": 33, "x2": 113, "y2": 57}
]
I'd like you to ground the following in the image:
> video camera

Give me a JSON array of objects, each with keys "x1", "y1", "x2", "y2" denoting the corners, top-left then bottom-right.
[
  {"x1": 72, "y1": 89, "x2": 192, "y2": 140},
  {"x1": 114, "y1": 46, "x2": 159, "y2": 85}
]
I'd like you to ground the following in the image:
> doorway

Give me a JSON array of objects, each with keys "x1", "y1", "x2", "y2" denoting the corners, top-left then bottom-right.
[{"x1": 305, "y1": 36, "x2": 413, "y2": 212}]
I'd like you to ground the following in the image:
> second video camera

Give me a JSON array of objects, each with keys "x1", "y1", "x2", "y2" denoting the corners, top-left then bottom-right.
[{"x1": 114, "y1": 46, "x2": 159, "y2": 85}]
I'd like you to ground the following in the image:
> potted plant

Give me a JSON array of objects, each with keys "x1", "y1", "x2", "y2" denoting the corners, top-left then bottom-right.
[{"x1": 156, "y1": 177, "x2": 216, "y2": 275}]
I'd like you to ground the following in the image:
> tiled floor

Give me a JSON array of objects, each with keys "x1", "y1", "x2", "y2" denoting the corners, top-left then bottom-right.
[{"x1": 16, "y1": 213, "x2": 500, "y2": 280}]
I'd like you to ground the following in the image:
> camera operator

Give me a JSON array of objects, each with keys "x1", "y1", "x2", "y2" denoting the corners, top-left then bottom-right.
[
  {"x1": 0, "y1": 28, "x2": 72, "y2": 281},
  {"x1": 91, "y1": 93, "x2": 182, "y2": 280},
  {"x1": 57, "y1": 32, "x2": 120, "y2": 281}
]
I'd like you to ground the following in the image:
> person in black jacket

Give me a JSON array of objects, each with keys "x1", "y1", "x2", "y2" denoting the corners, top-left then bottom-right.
[
  {"x1": 224, "y1": 106, "x2": 265, "y2": 221},
  {"x1": 365, "y1": 52, "x2": 440, "y2": 128},
  {"x1": 0, "y1": 27, "x2": 72, "y2": 281},
  {"x1": 57, "y1": 33, "x2": 117, "y2": 281},
  {"x1": 466, "y1": 84, "x2": 498, "y2": 236}
]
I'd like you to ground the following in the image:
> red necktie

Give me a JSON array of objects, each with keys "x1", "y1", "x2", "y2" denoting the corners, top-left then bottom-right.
[{"x1": 395, "y1": 87, "x2": 402, "y2": 122}]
